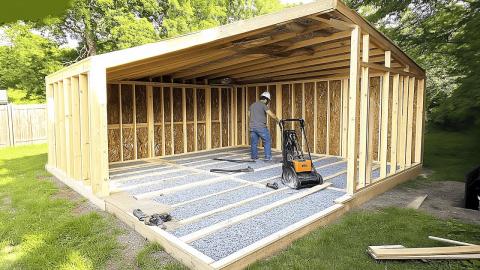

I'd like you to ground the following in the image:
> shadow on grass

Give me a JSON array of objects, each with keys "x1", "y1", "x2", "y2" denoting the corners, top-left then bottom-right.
[{"x1": 0, "y1": 145, "x2": 120, "y2": 269}]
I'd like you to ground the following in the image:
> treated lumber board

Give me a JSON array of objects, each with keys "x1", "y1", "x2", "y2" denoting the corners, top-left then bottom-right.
[
  {"x1": 309, "y1": 15, "x2": 355, "y2": 30},
  {"x1": 414, "y1": 79, "x2": 425, "y2": 163},
  {"x1": 63, "y1": 78, "x2": 73, "y2": 177},
  {"x1": 147, "y1": 85, "x2": 154, "y2": 157},
  {"x1": 346, "y1": 26, "x2": 361, "y2": 195},
  {"x1": 370, "y1": 245, "x2": 480, "y2": 257},
  {"x1": 406, "y1": 194, "x2": 427, "y2": 209},
  {"x1": 71, "y1": 76, "x2": 82, "y2": 180},
  {"x1": 79, "y1": 74, "x2": 91, "y2": 185},
  {"x1": 341, "y1": 79, "x2": 349, "y2": 158},
  {"x1": 358, "y1": 34, "x2": 370, "y2": 188},
  {"x1": 379, "y1": 51, "x2": 391, "y2": 178},
  {"x1": 372, "y1": 253, "x2": 480, "y2": 260},
  {"x1": 180, "y1": 182, "x2": 332, "y2": 243},
  {"x1": 389, "y1": 74, "x2": 400, "y2": 175},
  {"x1": 428, "y1": 236, "x2": 476, "y2": 246},
  {"x1": 405, "y1": 77, "x2": 415, "y2": 166}
]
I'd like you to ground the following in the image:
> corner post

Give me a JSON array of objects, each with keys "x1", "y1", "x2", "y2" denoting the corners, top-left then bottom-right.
[
  {"x1": 379, "y1": 51, "x2": 391, "y2": 178},
  {"x1": 358, "y1": 33, "x2": 371, "y2": 187},
  {"x1": 346, "y1": 25, "x2": 361, "y2": 195}
]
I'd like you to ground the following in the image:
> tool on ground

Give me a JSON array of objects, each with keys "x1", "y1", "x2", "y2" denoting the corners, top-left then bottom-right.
[
  {"x1": 266, "y1": 182, "x2": 279, "y2": 190},
  {"x1": 210, "y1": 166, "x2": 254, "y2": 173},
  {"x1": 213, "y1": 158, "x2": 256, "y2": 163},
  {"x1": 133, "y1": 209, "x2": 171, "y2": 229},
  {"x1": 279, "y1": 119, "x2": 323, "y2": 189}
]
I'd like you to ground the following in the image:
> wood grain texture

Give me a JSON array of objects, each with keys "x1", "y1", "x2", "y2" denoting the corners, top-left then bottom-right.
[
  {"x1": 173, "y1": 123, "x2": 184, "y2": 154},
  {"x1": 268, "y1": 85, "x2": 277, "y2": 148},
  {"x1": 122, "y1": 127, "x2": 135, "y2": 160},
  {"x1": 137, "y1": 127, "x2": 149, "y2": 158},
  {"x1": 281, "y1": 84, "x2": 292, "y2": 120},
  {"x1": 163, "y1": 87, "x2": 172, "y2": 122},
  {"x1": 197, "y1": 89, "x2": 206, "y2": 122},
  {"x1": 108, "y1": 128, "x2": 121, "y2": 162},
  {"x1": 211, "y1": 88, "x2": 220, "y2": 121},
  {"x1": 197, "y1": 123, "x2": 206, "y2": 150},
  {"x1": 164, "y1": 124, "x2": 172, "y2": 155},
  {"x1": 237, "y1": 87, "x2": 243, "y2": 145},
  {"x1": 107, "y1": 84, "x2": 120, "y2": 125},
  {"x1": 329, "y1": 80, "x2": 341, "y2": 156},
  {"x1": 304, "y1": 82, "x2": 315, "y2": 151},
  {"x1": 187, "y1": 123, "x2": 195, "y2": 152},
  {"x1": 135, "y1": 85, "x2": 147, "y2": 123},
  {"x1": 316, "y1": 81, "x2": 328, "y2": 154},
  {"x1": 153, "y1": 87, "x2": 162, "y2": 123},
  {"x1": 121, "y1": 84, "x2": 133, "y2": 124},
  {"x1": 411, "y1": 80, "x2": 418, "y2": 163},
  {"x1": 387, "y1": 76, "x2": 393, "y2": 162},
  {"x1": 154, "y1": 124, "x2": 163, "y2": 156},
  {"x1": 212, "y1": 122, "x2": 221, "y2": 149},
  {"x1": 173, "y1": 88, "x2": 183, "y2": 122},
  {"x1": 186, "y1": 88, "x2": 194, "y2": 122},
  {"x1": 221, "y1": 88, "x2": 229, "y2": 147},
  {"x1": 370, "y1": 77, "x2": 381, "y2": 161}
]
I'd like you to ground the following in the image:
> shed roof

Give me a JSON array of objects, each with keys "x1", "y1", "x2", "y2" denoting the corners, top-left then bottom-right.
[{"x1": 48, "y1": 0, "x2": 424, "y2": 83}]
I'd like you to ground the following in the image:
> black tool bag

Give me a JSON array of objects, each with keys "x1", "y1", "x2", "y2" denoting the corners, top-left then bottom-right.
[{"x1": 465, "y1": 166, "x2": 480, "y2": 210}]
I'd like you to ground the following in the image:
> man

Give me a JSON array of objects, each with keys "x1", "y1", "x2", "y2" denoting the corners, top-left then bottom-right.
[{"x1": 248, "y1": 91, "x2": 280, "y2": 161}]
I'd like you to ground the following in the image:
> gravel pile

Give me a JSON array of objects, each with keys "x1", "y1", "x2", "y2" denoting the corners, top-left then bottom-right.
[
  {"x1": 191, "y1": 189, "x2": 345, "y2": 260},
  {"x1": 171, "y1": 185, "x2": 269, "y2": 219},
  {"x1": 152, "y1": 180, "x2": 243, "y2": 205},
  {"x1": 172, "y1": 189, "x2": 296, "y2": 237},
  {"x1": 127, "y1": 173, "x2": 216, "y2": 195}
]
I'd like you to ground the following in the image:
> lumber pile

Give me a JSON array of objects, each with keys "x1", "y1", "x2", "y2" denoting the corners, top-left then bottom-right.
[{"x1": 368, "y1": 236, "x2": 480, "y2": 260}]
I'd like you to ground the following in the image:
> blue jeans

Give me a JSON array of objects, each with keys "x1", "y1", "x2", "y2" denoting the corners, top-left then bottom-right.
[{"x1": 250, "y1": 127, "x2": 272, "y2": 160}]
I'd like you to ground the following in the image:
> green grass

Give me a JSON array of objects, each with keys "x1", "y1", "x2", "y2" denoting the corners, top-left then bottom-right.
[
  {"x1": 423, "y1": 128, "x2": 480, "y2": 181},
  {"x1": 0, "y1": 144, "x2": 120, "y2": 270},
  {"x1": 249, "y1": 208, "x2": 480, "y2": 270}
]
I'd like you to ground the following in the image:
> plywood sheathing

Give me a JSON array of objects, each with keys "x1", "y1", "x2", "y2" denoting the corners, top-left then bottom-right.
[
  {"x1": 316, "y1": 81, "x2": 328, "y2": 154},
  {"x1": 304, "y1": 82, "x2": 315, "y2": 151},
  {"x1": 369, "y1": 77, "x2": 380, "y2": 161},
  {"x1": 328, "y1": 80, "x2": 341, "y2": 156}
]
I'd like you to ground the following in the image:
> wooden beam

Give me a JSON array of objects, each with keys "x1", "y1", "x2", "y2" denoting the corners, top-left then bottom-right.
[
  {"x1": 79, "y1": 74, "x2": 91, "y2": 185},
  {"x1": 379, "y1": 51, "x2": 391, "y2": 178},
  {"x1": 405, "y1": 77, "x2": 415, "y2": 166},
  {"x1": 414, "y1": 79, "x2": 425, "y2": 163},
  {"x1": 161, "y1": 85, "x2": 166, "y2": 156},
  {"x1": 309, "y1": 16, "x2": 355, "y2": 30},
  {"x1": 71, "y1": 76, "x2": 82, "y2": 180},
  {"x1": 147, "y1": 85, "x2": 154, "y2": 157},
  {"x1": 63, "y1": 78, "x2": 73, "y2": 178},
  {"x1": 170, "y1": 87, "x2": 174, "y2": 154},
  {"x1": 275, "y1": 84, "x2": 282, "y2": 150},
  {"x1": 241, "y1": 86, "x2": 246, "y2": 145},
  {"x1": 205, "y1": 86, "x2": 212, "y2": 149},
  {"x1": 119, "y1": 84, "x2": 124, "y2": 161},
  {"x1": 346, "y1": 26, "x2": 361, "y2": 195},
  {"x1": 341, "y1": 78, "x2": 349, "y2": 158},
  {"x1": 193, "y1": 88, "x2": 198, "y2": 151},
  {"x1": 389, "y1": 74, "x2": 400, "y2": 175},
  {"x1": 182, "y1": 87, "x2": 187, "y2": 153},
  {"x1": 358, "y1": 34, "x2": 371, "y2": 187},
  {"x1": 46, "y1": 83, "x2": 56, "y2": 167}
]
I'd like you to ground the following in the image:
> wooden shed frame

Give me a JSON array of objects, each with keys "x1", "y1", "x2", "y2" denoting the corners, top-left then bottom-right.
[{"x1": 45, "y1": 1, "x2": 426, "y2": 269}]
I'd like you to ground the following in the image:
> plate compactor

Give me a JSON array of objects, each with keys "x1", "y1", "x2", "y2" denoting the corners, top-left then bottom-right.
[{"x1": 279, "y1": 119, "x2": 323, "y2": 189}]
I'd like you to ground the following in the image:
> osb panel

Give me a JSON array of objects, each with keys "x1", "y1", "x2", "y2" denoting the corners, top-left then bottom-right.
[
  {"x1": 197, "y1": 88, "x2": 206, "y2": 122},
  {"x1": 282, "y1": 84, "x2": 292, "y2": 120},
  {"x1": 247, "y1": 86, "x2": 257, "y2": 107},
  {"x1": 136, "y1": 85, "x2": 147, "y2": 123},
  {"x1": 197, "y1": 123, "x2": 206, "y2": 150},
  {"x1": 107, "y1": 84, "x2": 120, "y2": 125},
  {"x1": 121, "y1": 84, "x2": 133, "y2": 124},
  {"x1": 370, "y1": 77, "x2": 381, "y2": 161},
  {"x1": 173, "y1": 88, "x2": 183, "y2": 122},
  {"x1": 316, "y1": 81, "x2": 328, "y2": 154},
  {"x1": 163, "y1": 87, "x2": 172, "y2": 123},
  {"x1": 137, "y1": 127, "x2": 148, "y2": 159},
  {"x1": 211, "y1": 88, "x2": 220, "y2": 121},
  {"x1": 122, "y1": 127, "x2": 135, "y2": 160},
  {"x1": 268, "y1": 85, "x2": 277, "y2": 148},
  {"x1": 187, "y1": 123, "x2": 195, "y2": 152},
  {"x1": 329, "y1": 80, "x2": 342, "y2": 156},
  {"x1": 186, "y1": 88, "x2": 194, "y2": 122},
  {"x1": 304, "y1": 82, "x2": 315, "y2": 152},
  {"x1": 154, "y1": 124, "x2": 163, "y2": 156},
  {"x1": 221, "y1": 88, "x2": 229, "y2": 147},
  {"x1": 212, "y1": 122, "x2": 221, "y2": 149},
  {"x1": 153, "y1": 87, "x2": 162, "y2": 123},
  {"x1": 173, "y1": 124, "x2": 184, "y2": 154},
  {"x1": 108, "y1": 129, "x2": 121, "y2": 162},
  {"x1": 293, "y1": 83, "x2": 303, "y2": 119},
  {"x1": 165, "y1": 124, "x2": 172, "y2": 155}
]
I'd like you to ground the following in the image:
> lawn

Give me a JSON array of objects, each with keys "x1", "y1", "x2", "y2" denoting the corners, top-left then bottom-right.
[{"x1": 0, "y1": 144, "x2": 182, "y2": 270}]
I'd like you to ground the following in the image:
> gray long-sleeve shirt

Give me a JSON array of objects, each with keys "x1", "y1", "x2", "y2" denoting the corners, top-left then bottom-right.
[{"x1": 249, "y1": 101, "x2": 268, "y2": 130}]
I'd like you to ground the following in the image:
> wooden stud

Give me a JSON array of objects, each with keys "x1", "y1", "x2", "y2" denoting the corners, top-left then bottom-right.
[
  {"x1": 119, "y1": 84, "x2": 124, "y2": 161},
  {"x1": 242, "y1": 86, "x2": 246, "y2": 145},
  {"x1": 182, "y1": 87, "x2": 187, "y2": 153},
  {"x1": 389, "y1": 74, "x2": 400, "y2": 175},
  {"x1": 399, "y1": 76, "x2": 409, "y2": 169},
  {"x1": 275, "y1": 84, "x2": 282, "y2": 150},
  {"x1": 147, "y1": 85, "x2": 154, "y2": 157},
  {"x1": 79, "y1": 74, "x2": 91, "y2": 185},
  {"x1": 170, "y1": 86, "x2": 174, "y2": 154},
  {"x1": 379, "y1": 51, "x2": 391, "y2": 178},
  {"x1": 132, "y1": 84, "x2": 137, "y2": 160},
  {"x1": 301, "y1": 83, "x2": 306, "y2": 151},
  {"x1": 193, "y1": 88, "x2": 198, "y2": 151},
  {"x1": 346, "y1": 26, "x2": 361, "y2": 194},
  {"x1": 414, "y1": 79, "x2": 425, "y2": 163},
  {"x1": 396, "y1": 76, "x2": 405, "y2": 169},
  {"x1": 313, "y1": 81, "x2": 318, "y2": 153},
  {"x1": 71, "y1": 76, "x2": 82, "y2": 180},
  {"x1": 205, "y1": 86, "x2": 212, "y2": 150},
  {"x1": 46, "y1": 83, "x2": 56, "y2": 166},
  {"x1": 63, "y1": 78, "x2": 73, "y2": 177},
  {"x1": 341, "y1": 79, "x2": 349, "y2": 158},
  {"x1": 219, "y1": 88, "x2": 223, "y2": 148},
  {"x1": 405, "y1": 77, "x2": 415, "y2": 166},
  {"x1": 358, "y1": 34, "x2": 371, "y2": 187},
  {"x1": 161, "y1": 86, "x2": 166, "y2": 156},
  {"x1": 326, "y1": 81, "x2": 331, "y2": 154}
]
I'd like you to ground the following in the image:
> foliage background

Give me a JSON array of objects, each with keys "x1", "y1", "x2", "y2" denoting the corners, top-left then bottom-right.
[{"x1": 0, "y1": 0, "x2": 478, "y2": 130}]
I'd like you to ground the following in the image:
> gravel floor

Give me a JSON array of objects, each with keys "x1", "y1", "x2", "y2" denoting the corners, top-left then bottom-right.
[
  {"x1": 172, "y1": 189, "x2": 296, "y2": 237},
  {"x1": 114, "y1": 170, "x2": 192, "y2": 187},
  {"x1": 191, "y1": 189, "x2": 345, "y2": 260},
  {"x1": 127, "y1": 173, "x2": 217, "y2": 195},
  {"x1": 152, "y1": 180, "x2": 243, "y2": 205},
  {"x1": 196, "y1": 155, "x2": 283, "y2": 171},
  {"x1": 175, "y1": 152, "x2": 252, "y2": 166},
  {"x1": 171, "y1": 185, "x2": 270, "y2": 219},
  {"x1": 162, "y1": 147, "x2": 248, "y2": 161},
  {"x1": 110, "y1": 164, "x2": 174, "y2": 180}
]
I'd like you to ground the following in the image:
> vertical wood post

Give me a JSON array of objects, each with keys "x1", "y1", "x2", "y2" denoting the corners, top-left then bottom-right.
[
  {"x1": 405, "y1": 77, "x2": 416, "y2": 166},
  {"x1": 147, "y1": 85, "x2": 154, "y2": 157},
  {"x1": 63, "y1": 78, "x2": 73, "y2": 177},
  {"x1": 275, "y1": 84, "x2": 282, "y2": 150},
  {"x1": 379, "y1": 51, "x2": 391, "y2": 178},
  {"x1": 79, "y1": 74, "x2": 91, "y2": 185},
  {"x1": 194, "y1": 88, "x2": 198, "y2": 151},
  {"x1": 71, "y1": 76, "x2": 82, "y2": 180},
  {"x1": 242, "y1": 86, "x2": 246, "y2": 145},
  {"x1": 170, "y1": 86, "x2": 174, "y2": 154},
  {"x1": 341, "y1": 79, "x2": 349, "y2": 158},
  {"x1": 119, "y1": 85, "x2": 124, "y2": 161},
  {"x1": 182, "y1": 87, "x2": 187, "y2": 153},
  {"x1": 206, "y1": 86, "x2": 212, "y2": 150},
  {"x1": 389, "y1": 74, "x2": 400, "y2": 175},
  {"x1": 398, "y1": 76, "x2": 409, "y2": 170},
  {"x1": 346, "y1": 26, "x2": 361, "y2": 195},
  {"x1": 46, "y1": 83, "x2": 56, "y2": 166},
  {"x1": 358, "y1": 33, "x2": 371, "y2": 187},
  {"x1": 414, "y1": 79, "x2": 425, "y2": 163}
]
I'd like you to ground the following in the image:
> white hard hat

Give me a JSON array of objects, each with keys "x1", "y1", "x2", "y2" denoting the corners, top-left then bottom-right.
[{"x1": 260, "y1": 91, "x2": 271, "y2": 100}]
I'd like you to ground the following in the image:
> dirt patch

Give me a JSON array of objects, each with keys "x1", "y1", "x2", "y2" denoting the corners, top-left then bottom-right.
[{"x1": 362, "y1": 174, "x2": 480, "y2": 225}]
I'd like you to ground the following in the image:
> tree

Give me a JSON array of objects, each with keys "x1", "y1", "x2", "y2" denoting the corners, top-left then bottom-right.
[{"x1": 0, "y1": 23, "x2": 74, "y2": 101}]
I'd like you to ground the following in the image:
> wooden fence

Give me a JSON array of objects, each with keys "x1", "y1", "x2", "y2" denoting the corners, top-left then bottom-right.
[{"x1": 0, "y1": 104, "x2": 47, "y2": 147}]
